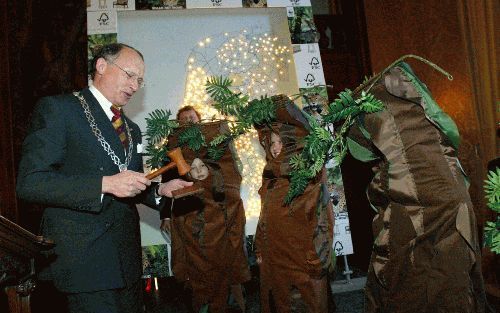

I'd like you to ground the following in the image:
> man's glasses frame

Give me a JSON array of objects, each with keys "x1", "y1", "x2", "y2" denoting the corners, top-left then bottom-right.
[{"x1": 108, "y1": 61, "x2": 145, "y2": 88}]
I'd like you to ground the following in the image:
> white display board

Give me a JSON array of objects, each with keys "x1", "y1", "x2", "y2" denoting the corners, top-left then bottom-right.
[
  {"x1": 87, "y1": 10, "x2": 118, "y2": 34},
  {"x1": 87, "y1": 0, "x2": 136, "y2": 11},
  {"x1": 333, "y1": 212, "x2": 354, "y2": 256},
  {"x1": 267, "y1": 0, "x2": 312, "y2": 7},
  {"x1": 327, "y1": 164, "x2": 354, "y2": 256},
  {"x1": 186, "y1": 0, "x2": 243, "y2": 8},
  {"x1": 292, "y1": 43, "x2": 326, "y2": 88}
]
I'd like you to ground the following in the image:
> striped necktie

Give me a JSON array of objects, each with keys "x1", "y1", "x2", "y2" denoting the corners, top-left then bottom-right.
[{"x1": 110, "y1": 105, "x2": 128, "y2": 148}]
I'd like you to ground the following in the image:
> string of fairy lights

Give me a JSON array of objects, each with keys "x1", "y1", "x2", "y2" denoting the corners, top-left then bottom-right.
[{"x1": 181, "y1": 28, "x2": 293, "y2": 219}]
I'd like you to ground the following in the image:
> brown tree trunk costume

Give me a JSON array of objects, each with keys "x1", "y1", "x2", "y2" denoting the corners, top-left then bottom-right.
[
  {"x1": 347, "y1": 64, "x2": 491, "y2": 312},
  {"x1": 164, "y1": 121, "x2": 251, "y2": 312},
  {"x1": 255, "y1": 96, "x2": 334, "y2": 313}
]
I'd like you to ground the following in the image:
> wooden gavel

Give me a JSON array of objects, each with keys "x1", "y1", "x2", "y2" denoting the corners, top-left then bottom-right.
[{"x1": 146, "y1": 147, "x2": 191, "y2": 180}]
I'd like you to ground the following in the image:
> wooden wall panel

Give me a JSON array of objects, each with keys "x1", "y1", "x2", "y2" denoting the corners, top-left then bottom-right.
[
  {"x1": 1, "y1": 0, "x2": 87, "y2": 230},
  {"x1": 459, "y1": 0, "x2": 499, "y2": 161},
  {"x1": 364, "y1": 1, "x2": 480, "y2": 145},
  {"x1": 0, "y1": 0, "x2": 18, "y2": 222}
]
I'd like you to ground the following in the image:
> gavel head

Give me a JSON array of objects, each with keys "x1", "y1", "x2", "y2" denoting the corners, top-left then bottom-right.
[{"x1": 167, "y1": 147, "x2": 191, "y2": 176}]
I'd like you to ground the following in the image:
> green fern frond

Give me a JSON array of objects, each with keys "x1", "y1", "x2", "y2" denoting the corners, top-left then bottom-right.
[
  {"x1": 144, "y1": 109, "x2": 177, "y2": 168},
  {"x1": 206, "y1": 76, "x2": 234, "y2": 102},
  {"x1": 484, "y1": 167, "x2": 500, "y2": 254},
  {"x1": 289, "y1": 154, "x2": 307, "y2": 170},
  {"x1": 178, "y1": 126, "x2": 206, "y2": 151},
  {"x1": 485, "y1": 167, "x2": 500, "y2": 211},
  {"x1": 145, "y1": 109, "x2": 178, "y2": 145},
  {"x1": 314, "y1": 127, "x2": 331, "y2": 142},
  {"x1": 333, "y1": 147, "x2": 348, "y2": 165},
  {"x1": 311, "y1": 157, "x2": 325, "y2": 175},
  {"x1": 484, "y1": 219, "x2": 500, "y2": 254},
  {"x1": 210, "y1": 134, "x2": 229, "y2": 147},
  {"x1": 305, "y1": 137, "x2": 322, "y2": 158},
  {"x1": 358, "y1": 91, "x2": 384, "y2": 113},
  {"x1": 323, "y1": 89, "x2": 383, "y2": 125},
  {"x1": 206, "y1": 133, "x2": 231, "y2": 161},
  {"x1": 362, "y1": 75, "x2": 376, "y2": 85},
  {"x1": 207, "y1": 146, "x2": 225, "y2": 161},
  {"x1": 327, "y1": 97, "x2": 351, "y2": 116},
  {"x1": 146, "y1": 108, "x2": 172, "y2": 121},
  {"x1": 244, "y1": 96, "x2": 277, "y2": 124},
  {"x1": 212, "y1": 93, "x2": 247, "y2": 116},
  {"x1": 228, "y1": 121, "x2": 251, "y2": 138},
  {"x1": 338, "y1": 89, "x2": 355, "y2": 106},
  {"x1": 145, "y1": 144, "x2": 169, "y2": 169},
  {"x1": 302, "y1": 126, "x2": 332, "y2": 171},
  {"x1": 324, "y1": 106, "x2": 360, "y2": 124},
  {"x1": 323, "y1": 89, "x2": 355, "y2": 117},
  {"x1": 285, "y1": 169, "x2": 310, "y2": 204},
  {"x1": 322, "y1": 89, "x2": 358, "y2": 123}
]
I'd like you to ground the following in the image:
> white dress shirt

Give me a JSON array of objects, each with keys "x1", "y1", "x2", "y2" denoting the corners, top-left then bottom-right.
[{"x1": 89, "y1": 85, "x2": 161, "y2": 204}]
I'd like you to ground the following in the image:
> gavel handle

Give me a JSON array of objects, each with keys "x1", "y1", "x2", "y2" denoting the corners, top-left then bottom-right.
[{"x1": 146, "y1": 162, "x2": 177, "y2": 180}]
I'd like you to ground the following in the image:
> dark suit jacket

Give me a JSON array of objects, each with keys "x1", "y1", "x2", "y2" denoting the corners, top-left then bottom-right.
[{"x1": 16, "y1": 88, "x2": 163, "y2": 293}]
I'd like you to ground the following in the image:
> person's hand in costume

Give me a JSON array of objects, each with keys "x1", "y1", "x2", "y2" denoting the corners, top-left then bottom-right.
[
  {"x1": 160, "y1": 219, "x2": 171, "y2": 233},
  {"x1": 157, "y1": 178, "x2": 193, "y2": 197}
]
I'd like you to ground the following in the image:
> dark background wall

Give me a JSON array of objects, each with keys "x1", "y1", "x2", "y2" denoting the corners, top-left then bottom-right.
[{"x1": 0, "y1": 0, "x2": 87, "y2": 226}]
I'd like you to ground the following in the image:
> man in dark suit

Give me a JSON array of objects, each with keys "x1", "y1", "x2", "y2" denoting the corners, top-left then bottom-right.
[{"x1": 16, "y1": 43, "x2": 192, "y2": 313}]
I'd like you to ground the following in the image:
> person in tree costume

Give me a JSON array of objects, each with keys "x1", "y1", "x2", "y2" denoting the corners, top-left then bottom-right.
[
  {"x1": 162, "y1": 120, "x2": 251, "y2": 313},
  {"x1": 346, "y1": 61, "x2": 492, "y2": 312},
  {"x1": 254, "y1": 95, "x2": 335, "y2": 313}
]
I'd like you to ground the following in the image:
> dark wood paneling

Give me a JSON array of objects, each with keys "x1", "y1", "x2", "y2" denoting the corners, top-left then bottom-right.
[
  {"x1": 0, "y1": 0, "x2": 18, "y2": 222},
  {"x1": 1, "y1": 0, "x2": 87, "y2": 231},
  {"x1": 314, "y1": 0, "x2": 371, "y2": 97}
]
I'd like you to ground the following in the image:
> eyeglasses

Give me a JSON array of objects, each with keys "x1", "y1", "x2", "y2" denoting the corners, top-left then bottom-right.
[{"x1": 108, "y1": 61, "x2": 145, "y2": 88}]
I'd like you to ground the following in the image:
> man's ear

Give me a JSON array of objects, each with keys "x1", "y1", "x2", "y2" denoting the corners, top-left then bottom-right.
[{"x1": 95, "y1": 57, "x2": 108, "y2": 76}]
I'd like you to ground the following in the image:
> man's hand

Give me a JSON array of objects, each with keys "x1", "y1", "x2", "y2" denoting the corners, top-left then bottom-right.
[
  {"x1": 160, "y1": 218, "x2": 171, "y2": 233},
  {"x1": 157, "y1": 179, "x2": 193, "y2": 197},
  {"x1": 102, "y1": 170, "x2": 151, "y2": 198}
]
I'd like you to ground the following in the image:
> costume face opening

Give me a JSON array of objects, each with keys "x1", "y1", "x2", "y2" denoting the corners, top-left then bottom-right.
[
  {"x1": 178, "y1": 109, "x2": 200, "y2": 124},
  {"x1": 270, "y1": 132, "x2": 283, "y2": 159},
  {"x1": 190, "y1": 158, "x2": 209, "y2": 181}
]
